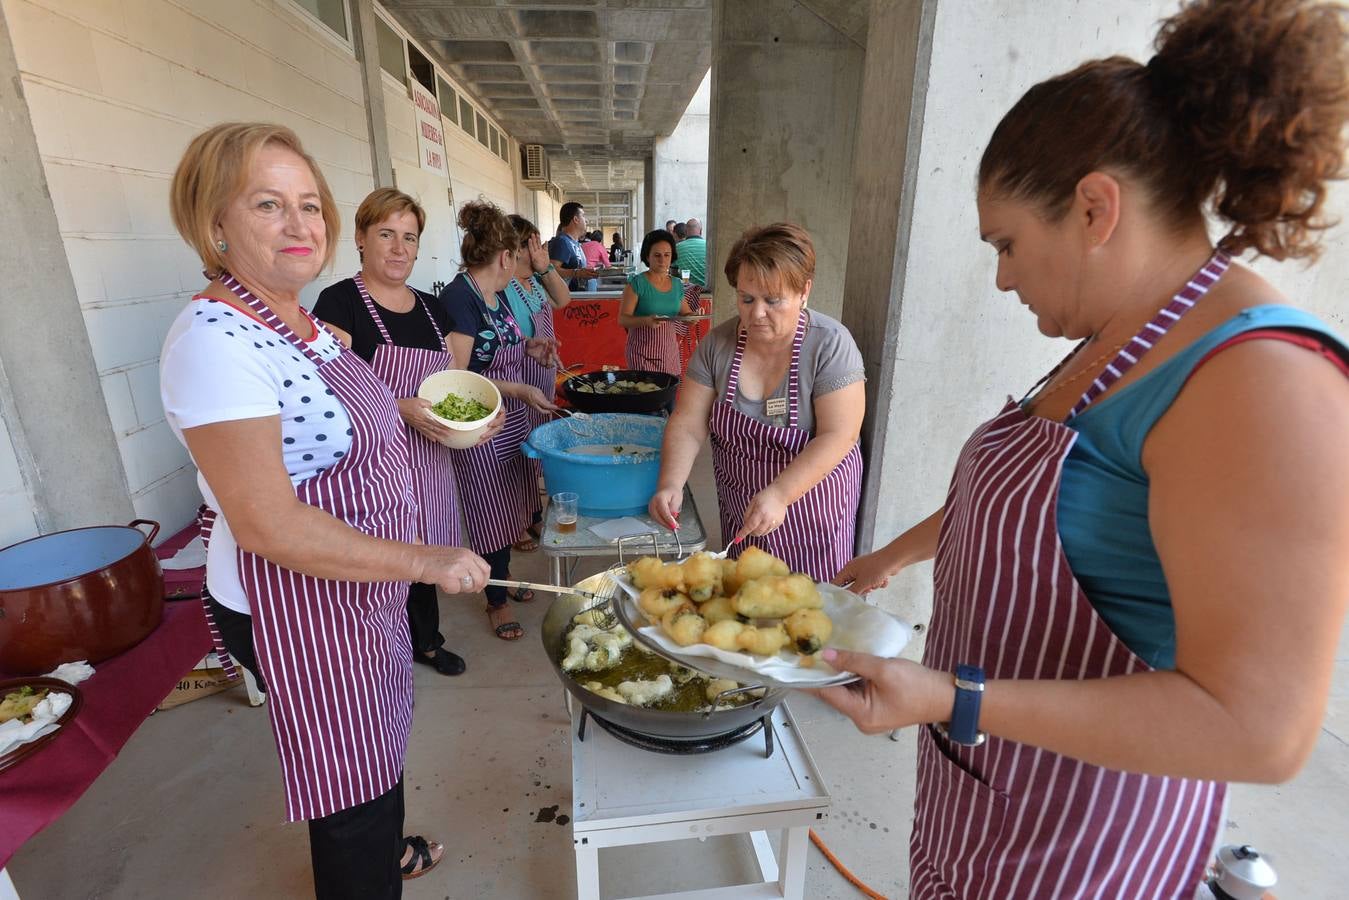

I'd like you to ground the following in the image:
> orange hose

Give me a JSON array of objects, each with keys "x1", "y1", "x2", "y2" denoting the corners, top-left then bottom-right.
[{"x1": 809, "y1": 828, "x2": 890, "y2": 900}]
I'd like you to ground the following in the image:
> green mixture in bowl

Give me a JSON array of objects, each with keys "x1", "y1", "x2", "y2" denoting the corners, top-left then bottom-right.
[{"x1": 432, "y1": 391, "x2": 492, "y2": 423}]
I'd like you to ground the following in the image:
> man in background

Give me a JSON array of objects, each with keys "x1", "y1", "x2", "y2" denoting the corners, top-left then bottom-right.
[
  {"x1": 549, "y1": 202, "x2": 597, "y2": 290},
  {"x1": 679, "y1": 218, "x2": 707, "y2": 288}
]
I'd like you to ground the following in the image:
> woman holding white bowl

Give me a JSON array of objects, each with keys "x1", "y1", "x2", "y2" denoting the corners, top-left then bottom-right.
[
  {"x1": 438, "y1": 200, "x2": 559, "y2": 640},
  {"x1": 315, "y1": 187, "x2": 502, "y2": 677}
]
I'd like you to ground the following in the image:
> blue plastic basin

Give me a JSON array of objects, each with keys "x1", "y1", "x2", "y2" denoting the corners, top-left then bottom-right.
[{"x1": 523, "y1": 414, "x2": 666, "y2": 518}]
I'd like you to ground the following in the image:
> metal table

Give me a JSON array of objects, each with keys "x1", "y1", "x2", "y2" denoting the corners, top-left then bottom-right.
[
  {"x1": 541, "y1": 486, "x2": 707, "y2": 586},
  {"x1": 570, "y1": 702, "x2": 830, "y2": 900}
]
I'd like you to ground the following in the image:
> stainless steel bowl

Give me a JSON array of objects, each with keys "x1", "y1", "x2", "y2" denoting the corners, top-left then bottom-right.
[{"x1": 541, "y1": 573, "x2": 787, "y2": 739}]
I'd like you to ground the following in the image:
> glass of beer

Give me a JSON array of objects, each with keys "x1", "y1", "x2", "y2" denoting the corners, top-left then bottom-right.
[{"x1": 553, "y1": 492, "x2": 579, "y2": 534}]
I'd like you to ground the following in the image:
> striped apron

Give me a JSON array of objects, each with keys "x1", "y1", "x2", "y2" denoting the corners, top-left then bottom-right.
[
  {"x1": 709, "y1": 311, "x2": 863, "y2": 581},
  {"x1": 911, "y1": 252, "x2": 1232, "y2": 898},
  {"x1": 512, "y1": 279, "x2": 558, "y2": 520},
  {"x1": 352, "y1": 273, "x2": 461, "y2": 547},
  {"x1": 625, "y1": 275, "x2": 683, "y2": 375},
  {"x1": 449, "y1": 273, "x2": 536, "y2": 555},
  {"x1": 220, "y1": 273, "x2": 417, "y2": 822}
]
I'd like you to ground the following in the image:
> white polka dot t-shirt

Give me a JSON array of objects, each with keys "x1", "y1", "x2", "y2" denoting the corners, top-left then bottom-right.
[{"x1": 161, "y1": 296, "x2": 353, "y2": 613}]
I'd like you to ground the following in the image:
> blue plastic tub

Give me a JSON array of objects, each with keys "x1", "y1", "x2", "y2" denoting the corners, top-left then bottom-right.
[{"x1": 523, "y1": 414, "x2": 666, "y2": 518}]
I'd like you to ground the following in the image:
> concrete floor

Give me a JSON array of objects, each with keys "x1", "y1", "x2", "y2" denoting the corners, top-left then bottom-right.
[{"x1": 10, "y1": 449, "x2": 1347, "y2": 898}]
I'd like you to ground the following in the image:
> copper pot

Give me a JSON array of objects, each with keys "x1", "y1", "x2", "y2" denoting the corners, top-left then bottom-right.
[{"x1": 0, "y1": 520, "x2": 164, "y2": 675}]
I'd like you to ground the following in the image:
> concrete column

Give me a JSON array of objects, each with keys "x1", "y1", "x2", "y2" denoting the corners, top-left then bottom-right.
[
  {"x1": 707, "y1": 0, "x2": 864, "y2": 319},
  {"x1": 652, "y1": 72, "x2": 711, "y2": 229},
  {"x1": 642, "y1": 156, "x2": 655, "y2": 234},
  {"x1": 840, "y1": 0, "x2": 938, "y2": 551},
  {"x1": 0, "y1": 4, "x2": 135, "y2": 532},
  {"x1": 350, "y1": 0, "x2": 393, "y2": 187}
]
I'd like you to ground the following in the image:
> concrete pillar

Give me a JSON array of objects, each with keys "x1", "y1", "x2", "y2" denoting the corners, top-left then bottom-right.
[
  {"x1": 840, "y1": 0, "x2": 938, "y2": 552},
  {"x1": 652, "y1": 72, "x2": 711, "y2": 230},
  {"x1": 0, "y1": 4, "x2": 135, "y2": 533},
  {"x1": 642, "y1": 156, "x2": 655, "y2": 234},
  {"x1": 350, "y1": 0, "x2": 393, "y2": 187},
  {"x1": 707, "y1": 0, "x2": 864, "y2": 319}
]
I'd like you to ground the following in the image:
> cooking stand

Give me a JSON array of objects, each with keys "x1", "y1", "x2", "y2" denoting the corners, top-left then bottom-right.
[
  {"x1": 569, "y1": 702, "x2": 830, "y2": 900},
  {"x1": 541, "y1": 486, "x2": 707, "y2": 587}
]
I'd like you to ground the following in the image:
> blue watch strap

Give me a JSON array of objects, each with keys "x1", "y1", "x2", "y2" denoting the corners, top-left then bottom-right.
[{"x1": 947, "y1": 664, "x2": 985, "y2": 746}]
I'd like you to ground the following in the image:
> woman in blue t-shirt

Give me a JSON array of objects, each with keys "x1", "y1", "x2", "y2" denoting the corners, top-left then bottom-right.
[{"x1": 438, "y1": 201, "x2": 558, "y2": 641}]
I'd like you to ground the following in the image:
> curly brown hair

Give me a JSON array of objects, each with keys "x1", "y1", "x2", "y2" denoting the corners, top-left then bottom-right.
[
  {"x1": 458, "y1": 199, "x2": 515, "y2": 268},
  {"x1": 979, "y1": 0, "x2": 1349, "y2": 261}
]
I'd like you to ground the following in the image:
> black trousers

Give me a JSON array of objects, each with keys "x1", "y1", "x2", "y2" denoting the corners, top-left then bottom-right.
[
  {"x1": 205, "y1": 593, "x2": 266, "y2": 693},
  {"x1": 309, "y1": 776, "x2": 405, "y2": 900},
  {"x1": 482, "y1": 545, "x2": 513, "y2": 607},
  {"x1": 205, "y1": 595, "x2": 406, "y2": 899},
  {"x1": 406, "y1": 582, "x2": 445, "y2": 654}
]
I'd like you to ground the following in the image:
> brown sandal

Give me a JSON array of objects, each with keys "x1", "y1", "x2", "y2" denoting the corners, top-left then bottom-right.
[
  {"x1": 400, "y1": 835, "x2": 443, "y2": 880},
  {"x1": 488, "y1": 605, "x2": 523, "y2": 640}
]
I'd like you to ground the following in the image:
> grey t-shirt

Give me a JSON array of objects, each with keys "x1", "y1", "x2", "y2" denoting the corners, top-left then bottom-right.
[{"x1": 685, "y1": 310, "x2": 866, "y2": 433}]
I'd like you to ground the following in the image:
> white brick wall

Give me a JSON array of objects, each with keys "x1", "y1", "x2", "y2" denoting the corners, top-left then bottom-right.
[
  {"x1": 3, "y1": 0, "x2": 528, "y2": 546},
  {"x1": 4, "y1": 0, "x2": 375, "y2": 540}
]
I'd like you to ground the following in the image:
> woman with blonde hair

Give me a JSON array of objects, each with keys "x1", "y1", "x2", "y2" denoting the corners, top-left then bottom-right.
[{"x1": 161, "y1": 123, "x2": 488, "y2": 896}]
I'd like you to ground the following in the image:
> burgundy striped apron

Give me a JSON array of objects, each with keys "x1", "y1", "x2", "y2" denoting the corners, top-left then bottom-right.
[
  {"x1": 709, "y1": 311, "x2": 863, "y2": 581},
  {"x1": 911, "y1": 252, "x2": 1232, "y2": 898},
  {"x1": 449, "y1": 273, "x2": 536, "y2": 555},
  {"x1": 352, "y1": 273, "x2": 461, "y2": 548},
  {"x1": 625, "y1": 275, "x2": 683, "y2": 375},
  {"x1": 220, "y1": 273, "x2": 417, "y2": 822},
  {"x1": 512, "y1": 279, "x2": 558, "y2": 520},
  {"x1": 196, "y1": 505, "x2": 238, "y2": 680}
]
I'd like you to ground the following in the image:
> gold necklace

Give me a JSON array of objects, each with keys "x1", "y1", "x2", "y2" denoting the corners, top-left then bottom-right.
[{"x1": 1029, "y1": 339, "x2": 1130, "y2": 409}]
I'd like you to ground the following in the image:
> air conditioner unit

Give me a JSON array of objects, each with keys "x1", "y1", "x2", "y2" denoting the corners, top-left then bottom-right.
[{"x1": 521, "y1": 143, "x2": 550, "y2": 182}]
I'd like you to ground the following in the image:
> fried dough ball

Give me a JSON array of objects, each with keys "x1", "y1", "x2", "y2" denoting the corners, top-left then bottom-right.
[
  {"x1": 719, "y1": 558, "x2": 744, "y2": 596},
  {"x1": 628, "y1": 556, "x2": 667, "y2": 590},
  {"x1": 703, "y1": 619, "x2": 749, "y2": 651},
  {"x1": 736, "y1": 623, "x2": 791, "y2": 656},
  {"x1": 697, "y1": 594, "x2": 741, "y2": 625},
  {"x1": 639, "y1": 587, "x2": 689, "y2": 625},
  {"x1": 733, "y1": 574, "x2": 824, "y2": 618},
  {"x1": 679, "y1": 552, "x2": 723, "y2": 602},
  {"x1": 735, "y1": 546, "x2": 790, "y2": 584},
  {"x1": 784, "y1": 608, "x2": 834, "y2": 654},
  {"x1": 660, "y1": 604, "x2": 708, "y2": 646}
]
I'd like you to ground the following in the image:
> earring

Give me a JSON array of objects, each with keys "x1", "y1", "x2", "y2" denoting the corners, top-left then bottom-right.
[{"x1": 216, "y1": 239, "x2": 228, "y2": 252}]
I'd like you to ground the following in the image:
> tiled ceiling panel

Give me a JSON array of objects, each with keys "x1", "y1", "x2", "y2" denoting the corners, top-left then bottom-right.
[{"x1": 380, "y1": 0, "x2": 717, "y2": 191}]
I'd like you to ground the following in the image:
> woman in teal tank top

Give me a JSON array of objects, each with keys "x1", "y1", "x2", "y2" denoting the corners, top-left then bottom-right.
[
  {"x1": 618, "y1": 228, "x2": 694, "y2": 374},
  {"x1": 811, "y1": 2, "x2": 1349, "y2": 885}
]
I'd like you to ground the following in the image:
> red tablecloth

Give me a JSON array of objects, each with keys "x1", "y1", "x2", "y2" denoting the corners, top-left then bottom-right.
[{"x1": 0, "y1": 600, "x2": 211, "y2": 866}]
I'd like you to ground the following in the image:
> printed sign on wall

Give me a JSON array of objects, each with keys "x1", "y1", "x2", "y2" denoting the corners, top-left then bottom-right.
[{"x1": 410, "y1": 81, "x2": 448, "y2": 178}]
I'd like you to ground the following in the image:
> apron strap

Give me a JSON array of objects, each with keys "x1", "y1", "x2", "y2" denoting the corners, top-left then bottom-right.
[
  {"x1": 1067, "y1": 250, "x2": 1230, "y2": 420},
  {"x1": 787, "y1": 311, "x2": 808, "y2": 429},
  {"x1": 723, "y1": 311, "x2": 810, "y2": 427},
  {"x1": 220, "y1": 272, "x2": 327, "y2": 365},
  {"x1": 353, "y1": 274, "x2": 447, "y2": 351}
]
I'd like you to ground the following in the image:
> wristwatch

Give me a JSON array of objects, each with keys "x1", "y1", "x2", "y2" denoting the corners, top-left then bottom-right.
[
  {"x1": 934, "y1": 664, "x2": 986, "y2": 747},
  {"x1": 535, "y1": 263, "x2": 556, "y2": 276}
]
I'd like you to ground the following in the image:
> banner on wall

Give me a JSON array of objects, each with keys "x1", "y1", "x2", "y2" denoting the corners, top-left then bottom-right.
[{"x1": 410, "y1": 81, "x2": 448, "y2": 178}]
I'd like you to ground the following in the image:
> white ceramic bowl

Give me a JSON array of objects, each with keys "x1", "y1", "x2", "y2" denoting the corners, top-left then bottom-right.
[{"x1": 416, "y1": 369, "x2": 502, "y2": 449}]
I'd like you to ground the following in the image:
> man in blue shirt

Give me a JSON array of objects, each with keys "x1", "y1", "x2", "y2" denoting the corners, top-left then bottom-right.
[{"x1": 548, "y1": 201, "x2": 596, "y2": 290}]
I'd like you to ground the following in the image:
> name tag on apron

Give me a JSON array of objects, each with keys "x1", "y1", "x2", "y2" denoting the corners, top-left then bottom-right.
[{"x1": 765, "y1": 397, "x2": 788, "y2": 418}]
